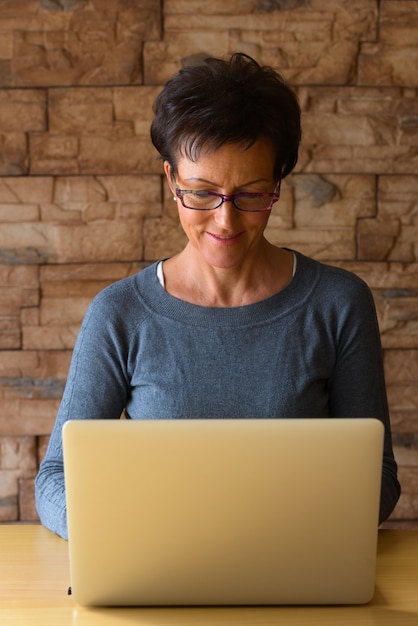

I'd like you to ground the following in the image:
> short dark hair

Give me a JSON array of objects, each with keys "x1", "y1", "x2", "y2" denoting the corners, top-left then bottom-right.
[{"x1": 150, "y1": 52, "x2": 301, "y2": 180}]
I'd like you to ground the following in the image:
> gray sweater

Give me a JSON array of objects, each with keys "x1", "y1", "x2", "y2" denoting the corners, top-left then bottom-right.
[{"x1": 35, "y1": 251, "x2": 400, "y2": 539}]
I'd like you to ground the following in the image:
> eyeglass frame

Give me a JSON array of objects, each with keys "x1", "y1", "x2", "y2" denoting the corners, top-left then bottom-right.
[{"x1": 173, "y1": 179, "x2": 282, "y2": 212}]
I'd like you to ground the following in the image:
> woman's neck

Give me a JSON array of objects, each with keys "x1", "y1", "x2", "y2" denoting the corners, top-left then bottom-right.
[{"x1": 162, "y1": 245, "x2": 295, "y2": 308}]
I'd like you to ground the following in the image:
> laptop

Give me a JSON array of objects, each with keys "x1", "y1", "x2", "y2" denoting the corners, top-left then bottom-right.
[{"x1": 62, "y1": 417, "x2": 384, "y2": 607}]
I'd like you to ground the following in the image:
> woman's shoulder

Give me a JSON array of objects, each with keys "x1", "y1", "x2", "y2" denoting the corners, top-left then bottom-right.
[
  {"x1": 85, "y1": 263, "x2": 160, "y2": 321},
  {"x1": 296, "y1": 251, "x2": 370, "y2": 287},
  {"x1": 294, "y1": 251, "x2": 375, "y2": 307}
]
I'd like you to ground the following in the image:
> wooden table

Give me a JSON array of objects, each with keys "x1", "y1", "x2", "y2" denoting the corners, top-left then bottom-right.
[{"x1": 1, "y1": 525, "x2": 417, "y2": 625}]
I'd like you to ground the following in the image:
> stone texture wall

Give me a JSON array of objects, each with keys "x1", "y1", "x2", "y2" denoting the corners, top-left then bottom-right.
[{"x1": 0, "y1": 0, "x2": 417, "y2": 526}]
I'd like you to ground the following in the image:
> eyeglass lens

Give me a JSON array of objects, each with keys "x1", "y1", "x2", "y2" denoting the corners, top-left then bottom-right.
[{"x1": 178, "y1": 191, "x2": 276, "y2": 211}]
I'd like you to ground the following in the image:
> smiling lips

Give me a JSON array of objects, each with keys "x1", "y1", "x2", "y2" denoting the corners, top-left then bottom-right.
[{"x1": 207, "y1": 231, "x2": 244, "y2": 245}]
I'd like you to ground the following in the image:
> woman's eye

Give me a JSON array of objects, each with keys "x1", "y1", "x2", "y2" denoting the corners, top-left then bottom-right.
[{"x1": 193, "y1": 191, "x2": 212, "y2": 198}]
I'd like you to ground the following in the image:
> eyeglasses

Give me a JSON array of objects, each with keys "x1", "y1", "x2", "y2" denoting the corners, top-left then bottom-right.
[{"x1": 174, "y1": 181, "x2": 281, "y2": 212}]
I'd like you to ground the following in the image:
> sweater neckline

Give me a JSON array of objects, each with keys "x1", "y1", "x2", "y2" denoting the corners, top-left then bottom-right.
[
  {"x1": 136, "y1": 250, "x2": 320, "y2": 328},
  {"x1": 156, "y1": 252, "x2": 298, "y2": 290}
]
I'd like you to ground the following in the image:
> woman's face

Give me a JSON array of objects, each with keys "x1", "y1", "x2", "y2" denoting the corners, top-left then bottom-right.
[{"x1": 165, "y1": 137, "x2": 278, "y2": 272}]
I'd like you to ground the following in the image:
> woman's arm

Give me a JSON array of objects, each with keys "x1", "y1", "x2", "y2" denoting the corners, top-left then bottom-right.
[
  {"x1": 327, "y1": 273, "x2": 401, "y2": 524},
  {"x1": 35, "y1": 287, "x2": 133, "y2": 538}
]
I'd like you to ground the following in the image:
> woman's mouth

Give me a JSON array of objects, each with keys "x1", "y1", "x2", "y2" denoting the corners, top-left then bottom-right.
[{"x1": 207, "y1": 232, "x2": 244, "y2": 245}]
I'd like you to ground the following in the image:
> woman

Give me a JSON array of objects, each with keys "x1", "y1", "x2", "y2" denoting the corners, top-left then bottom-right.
[{"x1": 35, "y1": 53, "x2": 400, "y2": 539}]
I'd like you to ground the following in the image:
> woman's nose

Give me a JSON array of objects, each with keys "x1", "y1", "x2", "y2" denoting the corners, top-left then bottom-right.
[{"x1": 213, "y1": 198, "x2": 237, "y2": 229}]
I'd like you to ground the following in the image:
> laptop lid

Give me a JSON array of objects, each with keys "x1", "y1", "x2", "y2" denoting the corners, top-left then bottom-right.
[{"x1": 63, "y1": 418, "x2": 383, "y2": 607}]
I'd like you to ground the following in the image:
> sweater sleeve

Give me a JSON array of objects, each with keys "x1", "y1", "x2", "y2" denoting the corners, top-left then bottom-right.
[
  {"x1": 35, "y1": 285, "x2": 134, "y2": 539},
  {"x1": 326, "y1": 271, "x2": 401, "y2": 524}
]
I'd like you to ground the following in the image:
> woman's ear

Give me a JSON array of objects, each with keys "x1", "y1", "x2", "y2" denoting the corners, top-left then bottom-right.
[{"x1": 164, "y1": 161, "x2": 176, "y2": 195}]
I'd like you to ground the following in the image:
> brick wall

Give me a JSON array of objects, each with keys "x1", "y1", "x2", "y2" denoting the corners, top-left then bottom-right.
[{"x1": 0, "y1": 0, "x2": 417, "y2": 526}]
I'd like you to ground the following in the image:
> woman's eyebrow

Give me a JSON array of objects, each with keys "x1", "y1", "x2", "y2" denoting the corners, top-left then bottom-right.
[{"x1": 182, "y1": 177, "x2": 270, "y2": 186}]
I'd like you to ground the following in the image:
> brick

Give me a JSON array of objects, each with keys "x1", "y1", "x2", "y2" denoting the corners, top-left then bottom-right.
[
  {"x1": 387, "y1": 385, "x2": 418, "y2": 412},
  {"x1": 0, "y1": 219, "x2": 146, "y2": 265},
  {"x1": 0, "y1": 350, "x2": 71, "y2": 380},
  {"x1": 113, "y1": 87, "x2": 161, "y2": 138},
  {"x1": 40, "y1": 203, "x2": 82, "y2": 223},
  {"x1": 33, "y1": 351, "x2": 71, "y2": 380},
  {"x1": 144, "y1": 34, "x2": 229, "y2": 85},
  {"x1": 4, "y1": 1, "x2": 161, "y2": 87},
  {"x1": 30, "y1": 134, "x2": 79, "y2": 161},
  {"x1": 390, "y1": 411, "x2": 418, "y2": 435},
  {"x1": 0, "y1": 436, "x2": 37, "y2": 472},
  {"x1": 0, "y1": 494, "x2": 17, "y2": 522},
  {"x1": 393, "y1": 466, "x2": 418, "y2": 520},
  {"x1": 393, "y1": 443, "x2": 418, "y2": 468},
  {"x1": 339, "y1": 262, "x2": 418, "y2": 291},
  {"x1": 0, "y1": 469, "x2": 19, "y2": 498},
  {"x1": 0, "y1": 320, "x2": 20, "y2": 349},
  {"x1": 52, "y1": 175, "x2": 162, "y2": 216},
  {"x1": 41, "y1": 279, "x2": 110, "y2": 299},
  {"x1": 0, "y1": 223, "x2": 54, "y2": 262},
  {"x1": 29, "y1": 157, "x2": 80, "y2": 176},
  {"x1": 53, "y1": 175, "x2": 111, "y2": 203},
  {"x1": 0, "y1": 176, "x2": 54, "y2": 203},
  {"x1": 358, "y1": 1, "x2": 418, "y2": 87},
  {"x1": 165, "y1": 0, "x2": 377, "y2": 43},
  {"x1": 78, "y1": 136, "x2": 160, "y2": 176},
  {"x1": 0, "y1": 89, "x2": 46, "y2": 132},
  {"x1": 0, "y1": 30, "x2": 13, "y2": 58},
  {"x1": 381, "y1": 330, "x2": 418, "y2": 351},
  {"x1": 22, "y1": 325, "x2": 80, "y2": 351},
  {"x1": 163, "y1": 0, "x2": 377, "y2": 86},
  {"x1": 143, "y1": 216, "x2": 187, "y2": 261},
  {"x1": 0, "y1": 204, "x2": 39, "y2": 222},
  {"x1": 304, "y1": 112, "x2": 385, "y2": 147},
  {"x1": 20, "y1": 307, "x2": 39, "y2": 327},
  {"x1": 290, "y1": 174, "x2": 375, "y2": 228},
  {"x1": 0, "y1": 351, "x2": 39, "y2": 378},
  {"x1": 266, "y1": 187, "x2": 294, "y2": 231},
  {"x1": 0, "y1": 436, "x2": 39, "y2": 521},
  {"x1": 48, "y1": 88, "x2": 114, "y2": 134},
  {"x1": 164, "y1": 1, "x2": 258, "y2": 14},
  {"x1": 51, "y1": 221, "x2": 144, "y2": 263},
  {"x1": 0, "y1": 378, "x2": 64, "y2": 404},
  {"x1": 375, "y1": 293, "x2": 418, "y2": 349},
  {"x1": 0, "y1": 398, "x2": 60, "y2": 436},
  {"x1": 360, "y1": 45, "x2": 406, "y2": 86},
  {"x1": 384, "y1": 350, "x2": 418, "y2": 383},
  {"x1": 38, "y1": 435, "x2": 50, "y2": 466},
  {"x1": 0, "y1": 267, "x2": 38, "y2": 294},
  {"x1": 0, "y1": 133, "x2": 28, "y2": 176},
  {"x1": 0, "y1": 286, "x2": 39, "y2": 315},
  {"x1": 40, "y1": 262, "x2": 144, "y2": 284},
  {"x1": 102, "y1": 175, "x2": 162, "y2": 205},
  {"x1": 19, "y1": 476, "x2": 39, "y2": 522},
  {"x1": 40, "y1": 297, "x2": 92, "y2": 326},
  {"x1": 2, "y1": 257, "x2": 38, "y2": 275},
  {"x1": 357, "y1": 218, "x2": 401, "y2": 261},
  {"x1": 31, "y1": 137, "x2": 161, "y2": 176},
  {"x1": 300, "y1": 86, "x2": 418, "y2": 175},
  {"x1": 267, "y1": 227, "x2": 356, "y2": 262}
]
